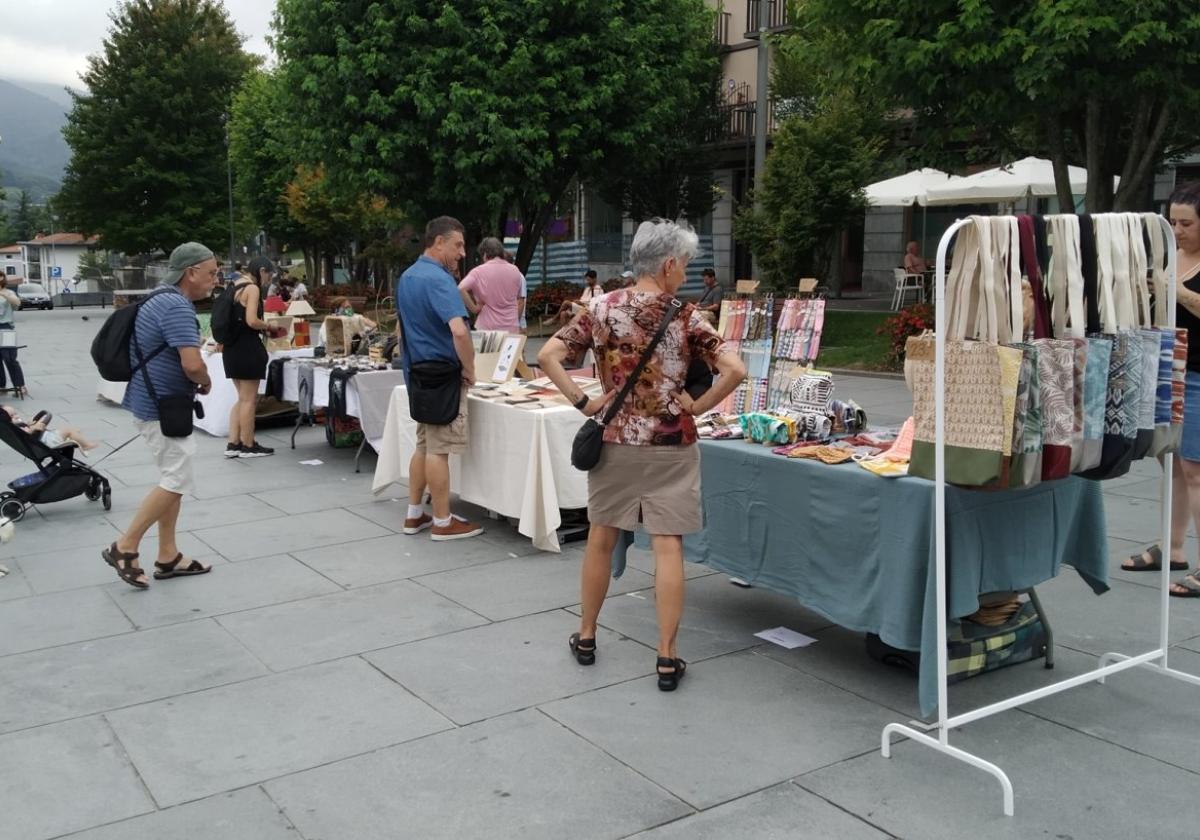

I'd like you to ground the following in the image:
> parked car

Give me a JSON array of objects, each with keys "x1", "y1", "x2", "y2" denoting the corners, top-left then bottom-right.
[{"x1": 16, "y1": 282, "x2": 52, "y2": 310}]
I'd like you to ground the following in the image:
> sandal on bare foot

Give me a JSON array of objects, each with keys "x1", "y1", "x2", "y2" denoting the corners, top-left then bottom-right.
[
  {"x1": 1122, "y1": 545, "x2": 1188, "y2": 572},
  {"x1": 102, "y1": 542, "x2": 148, "y2": 589},
  {"x1": 1170, "y1": 570, "x2": 1200, "y2": 598},
  {"x1": 153, "y1": 553, "x2": 212, "y2": 580}
]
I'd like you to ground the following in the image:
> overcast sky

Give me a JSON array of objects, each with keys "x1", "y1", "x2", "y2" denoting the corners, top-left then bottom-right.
[{"x1": 0, "y1": 0, "x2": 273, "y2": 89}]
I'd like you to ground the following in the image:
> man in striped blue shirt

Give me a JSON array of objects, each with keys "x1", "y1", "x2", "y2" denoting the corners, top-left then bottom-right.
[{"x1": 103, "y1": 242, "x2": 217, "y2": 589}]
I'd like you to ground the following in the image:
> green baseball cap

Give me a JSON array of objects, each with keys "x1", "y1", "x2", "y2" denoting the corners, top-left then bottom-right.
[{"x1": 163, "y1": 242, "x2": 215, "y2": 286}]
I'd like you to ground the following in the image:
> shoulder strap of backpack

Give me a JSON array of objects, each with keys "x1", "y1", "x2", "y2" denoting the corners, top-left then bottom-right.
[{"x1": 128, "y1": 287, "x2": 181, "y2": 378}]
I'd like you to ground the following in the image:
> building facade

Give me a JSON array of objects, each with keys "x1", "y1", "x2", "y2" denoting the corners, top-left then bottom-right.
[{"x1": 17, "y1": 233, "x2": 101, "y2": 294}]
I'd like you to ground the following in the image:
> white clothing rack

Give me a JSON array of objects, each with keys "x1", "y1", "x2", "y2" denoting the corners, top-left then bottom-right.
[{"x1": 880, "y1": 214, "x2": 1200, "y2": 816}]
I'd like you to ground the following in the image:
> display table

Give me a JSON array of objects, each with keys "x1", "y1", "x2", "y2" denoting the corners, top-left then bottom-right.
[
  {"x1": 690, "y1": 439, "x2": 1108, "y2": 717},
  {"x1": 279, "y1": 364, "x2": 406, "y2": 451},
  {"x1": 96, "y1": 348, "x2": 313, "y2": 437},
  {"x1": 195, "y1": 348, "x2": 313, "y2": 436},
  {"x1": 372, "y1": 387, "x2": 587, "y2": 551}
]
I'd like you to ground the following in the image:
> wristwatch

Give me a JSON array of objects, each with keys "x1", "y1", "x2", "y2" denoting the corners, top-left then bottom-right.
[{"x1": 573, "y1": 393, "x2": 589, "y2": 410}]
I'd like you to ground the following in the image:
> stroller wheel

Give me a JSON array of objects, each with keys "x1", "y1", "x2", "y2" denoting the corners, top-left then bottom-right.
[
  {"x1": 102, "y1": 484, "x2": 112, "y2": 511},
  {"x1": 85, "y1": 484, "x2": 101, "y2": 501},
  {"x1": 1, "y1": 498, "x2": 25, "y2": 522}
]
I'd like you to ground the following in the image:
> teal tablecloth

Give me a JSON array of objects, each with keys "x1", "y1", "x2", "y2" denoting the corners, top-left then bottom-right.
[{"x1": 690, "y1": 440, "x2": 1109, "y2": 717}]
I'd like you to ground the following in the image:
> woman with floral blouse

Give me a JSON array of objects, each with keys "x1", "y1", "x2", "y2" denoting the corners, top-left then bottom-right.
[{"x1": 538, "y1": 219, "x2": 747, "y2": 690}]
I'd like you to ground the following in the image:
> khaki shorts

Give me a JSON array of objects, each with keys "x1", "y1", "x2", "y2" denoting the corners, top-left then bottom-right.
[
  {"x1": 415, "y1": 387, "x2": 469, "y2": 456},
  {"x1": 588, "y1": 443, "x2": 702, "y2": 535},
  {"x1": 135, "y1": 419, "x2": 196, "y2": 495}
]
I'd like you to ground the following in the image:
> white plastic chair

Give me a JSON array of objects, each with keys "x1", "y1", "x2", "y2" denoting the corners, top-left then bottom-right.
[{"x1": 891, "y1": 268, "x2": 925, "y2": 310}]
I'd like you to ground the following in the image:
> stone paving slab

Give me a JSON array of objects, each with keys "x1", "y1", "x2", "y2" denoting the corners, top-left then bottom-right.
[
  {"x1": 0, "y1": 716, "x2": 154, "y2": 840},
  {"x1": 60, "y1": 788, "x2": 300, "y2": 840},
  {"x1": 216, "y1": 578, "x2": 489, "y2": 670},
  {"x1": 0, "y1": 586, "x2": 133, "y2": 657},
  {"x1": 541, "y1": 650, "x2": 895, "y2": 809},
  {"x1": 416, "y1": 553, "x2": 655, "y2": 622},
  {"x1": 568, "y1": 572, "x2": 836, "y2": 662},
  {"x1": 264, "y1": 709, "x2": 692, "y2": 840},
  {"x1": 797, "y1": 710, "x2": 1196, "y2": 839},
  {"x1": 192, "y1": 507, "x2": 392, "y2": 560},
  {"x1": 106, "y1": 657, "x2": 453, "y2": 807},
  {"x1": 0, "y1": 619, "x2": 267, "y2": 734},
  {"x1": 289, "y1": 530, "x2": 514, "y2": 588},
  {"x1": 627, "y1": 782, "x2": 893, "y2": 839},
  {"x1": 16, "y1": 539, "x2": 223, "y2": 595},
  {"x1": 365, "y1": 609, "x2": 655, "y2": 724},
  {"x1": 106, "y1": 554, "x2": 340, "y2": 628}
]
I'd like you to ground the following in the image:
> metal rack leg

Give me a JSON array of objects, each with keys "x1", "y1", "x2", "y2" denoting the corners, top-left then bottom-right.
[
  {"x1": 1024, "y1": 586, "x2": 1054, "y2": 669},
  {"x1": 882, "y1": 723, "x2": 1015, "y2": 816},
  {"x1": 354, "y1": 437, "x2": 367, "y2": 473}
]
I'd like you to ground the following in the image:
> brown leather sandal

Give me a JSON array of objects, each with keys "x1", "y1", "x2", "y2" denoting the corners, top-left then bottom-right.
[
  {"x1": 153, "y1": 553, "x2": 212, "y2": 580},
  {"x1": 102, "y1": 542, "x2": 148, "y2": 589}
]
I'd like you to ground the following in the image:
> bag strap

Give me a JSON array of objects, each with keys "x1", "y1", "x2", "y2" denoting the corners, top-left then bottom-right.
[
  {"x1": 1127, "y1": 213, "x2": 1152, "y2": 327},
  {"x1": 1077, "y1": 213, "x2": 1102, "y2": 333},
  {"x1": 600, "y1": 297, "x2": 682, "y2": 426},
  {"x1": 1145, "y1": 211, "x2": 1169, "y2": 326},
  {"x1": 128, "y1": 287, "x2": 176, "y2": 377},
  {"x1": 1018, "y1": 215, "x2": 1052, "y2": 339}
]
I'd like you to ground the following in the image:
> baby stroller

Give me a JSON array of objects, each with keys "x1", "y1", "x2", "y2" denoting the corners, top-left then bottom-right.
[{"x1": 0, "y1": 410, "x2": 111, "y2": 522}]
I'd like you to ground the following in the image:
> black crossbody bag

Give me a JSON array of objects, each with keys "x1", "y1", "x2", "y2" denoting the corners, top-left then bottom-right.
[
  {"x1": 130, "y1": 314, "x2": 202, "y2": 438},
  {"x1": 397, "y1": 307, "x2": 462, "y2": 426},
  {"x1": 571, "y1": 298, "x2": 681, "y2": 471}
]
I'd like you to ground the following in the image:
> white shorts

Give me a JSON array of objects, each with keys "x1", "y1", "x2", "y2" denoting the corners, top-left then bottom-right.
[{"x1": 135, "y1": 419, "x2": 196, "y2": 495}]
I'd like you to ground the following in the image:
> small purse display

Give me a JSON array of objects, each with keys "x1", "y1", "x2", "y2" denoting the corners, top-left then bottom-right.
[{"x1": 571, "y1": 299, "x2": 681, "y2": 471}]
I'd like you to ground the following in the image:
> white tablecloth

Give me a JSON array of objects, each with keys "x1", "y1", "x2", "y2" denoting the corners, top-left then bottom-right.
[
  {"x1": 372, "y1": 387, "x2": 587, "y2": 552},
  {"x1": 194, "y1": 348, "x2": 313, "y2": 436},
  {"x1": 96, "y1": 348, "x2": 314, "y2": 435}
]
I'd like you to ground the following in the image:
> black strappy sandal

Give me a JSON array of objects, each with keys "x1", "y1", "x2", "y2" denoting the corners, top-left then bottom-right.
[
  {"x1": 102, "y1": 542, "x2": 149, "y2": 589},
  {"x1": 153, "y1": 553, "x2": 212, "y2": 580},
  {"x1": 657, "y1": 657, "x2": 687, "y2": 691},
  {"x1": 568, "y1": 633, "x2": 596, "y2": 665}
]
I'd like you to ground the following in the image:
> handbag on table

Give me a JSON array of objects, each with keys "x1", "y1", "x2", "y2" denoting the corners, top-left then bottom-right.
[{"x1": 571, "y1": 299, "x2": 681, "y2": 471}]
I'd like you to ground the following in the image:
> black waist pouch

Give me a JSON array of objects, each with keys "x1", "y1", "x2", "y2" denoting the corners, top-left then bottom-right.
[
  {"x1": 408, "y1": 360, "x2": 462, "y2": 425},
  {"x1": 158, "y1": 395, "x2": 198, "y2": 438}
]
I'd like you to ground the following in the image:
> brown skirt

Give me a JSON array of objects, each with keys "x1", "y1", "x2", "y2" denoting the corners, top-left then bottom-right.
[{"x1": 587, "y1": 443, "x2": 701, "y2": 535}]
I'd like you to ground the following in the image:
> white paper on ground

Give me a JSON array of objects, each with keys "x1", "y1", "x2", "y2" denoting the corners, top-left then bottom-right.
[
  {"x1": 754, "y1": 626, "x2": 817, "y2": 649},
  {"x1": 299, "y1": 459, "x2": 324, "y2": 466}
]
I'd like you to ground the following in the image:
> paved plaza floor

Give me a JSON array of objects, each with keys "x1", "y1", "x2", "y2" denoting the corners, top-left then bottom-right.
[{"x1": 0, "y1": 308, "x2": 1198, "y2": 839}]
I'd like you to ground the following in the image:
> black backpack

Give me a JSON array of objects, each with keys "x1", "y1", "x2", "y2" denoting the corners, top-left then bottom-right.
[
  {"x1": 210, "y1": 281, "x2": 248, "y2": 344},
  {"x1": 90, "y1": 287, "x2": 175, "y2": 381}
]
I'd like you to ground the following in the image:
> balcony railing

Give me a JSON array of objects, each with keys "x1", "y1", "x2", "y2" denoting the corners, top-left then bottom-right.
[
  {"x1": 710, "y1": 99, "x2": 778, "y2": 144},
  {"x1": 745, "y1": 0, "x2": 790, "y2": 37},
  {"x1": 715, "y1": 11, "x2": 732, "y2": 46}
]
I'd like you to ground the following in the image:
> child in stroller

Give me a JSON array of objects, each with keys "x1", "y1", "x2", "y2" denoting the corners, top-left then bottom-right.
[
  {"x1": 0, "y1": 406, "x2": 111, "y2": 522},
  {"x1": 2, "y1": 406, "x2": 99, "y2": 453}
]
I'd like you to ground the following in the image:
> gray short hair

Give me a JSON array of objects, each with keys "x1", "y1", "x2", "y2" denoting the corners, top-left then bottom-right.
[
  {"x1": 478, "y1": 237, "x2": 505, "y2": 260},
  {"x1": 629, "y1": 219, "x2": 701, "y2": 279}
]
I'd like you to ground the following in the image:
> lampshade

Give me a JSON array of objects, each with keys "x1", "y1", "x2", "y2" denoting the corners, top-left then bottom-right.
[{"x1": 286, "y1": 299, "x2": 316, "y2": 317}]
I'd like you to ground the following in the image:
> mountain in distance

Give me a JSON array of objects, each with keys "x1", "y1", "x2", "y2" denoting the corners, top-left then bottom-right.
[
  {"x1": 13, "y1": 79, "x2": 81, "y2": 109},
  {"x1": 0, "y1": 78, "x2": 74, "y2": 201}
]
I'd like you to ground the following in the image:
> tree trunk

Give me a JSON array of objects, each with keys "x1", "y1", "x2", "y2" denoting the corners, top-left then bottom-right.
[
  {"x1": 1083, "y1": 96, "x2": 1111, "y2": 212},
  {"x1": 1114, "y1": 100, "x2": 1172, "y2": 212},
  {"x1": 1046, "y1": 113, "x2": 1076, "y2": 213},
  {"x1": 515, "y1": 201, "x2": 556, "y2": 277},
  {"x1": 322, "y1": 250, "x2": 335, "y2": 285}
]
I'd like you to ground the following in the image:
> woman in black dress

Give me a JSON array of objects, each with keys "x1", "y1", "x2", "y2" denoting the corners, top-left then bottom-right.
[{"x1": 223, "y1": 257, "x2": 273, "y2": 458}]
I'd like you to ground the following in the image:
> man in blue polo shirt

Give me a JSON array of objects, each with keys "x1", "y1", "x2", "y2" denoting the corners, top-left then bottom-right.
[
  {"x1": 395, "y1": 216, "x2": 482, "y2": 541},
  {"x1": 103, "y1": 242, "x2": 217, "y2": 589}
]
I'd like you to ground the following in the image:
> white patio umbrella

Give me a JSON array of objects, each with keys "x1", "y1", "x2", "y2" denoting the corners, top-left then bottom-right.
[
  {"x1": 923, "y1": 156, "x2": 1097, "y2": 206},
  {"x1": 863, "y1": 168, "x2": 964, "y2": 257},
  {"x1": 863, "y1": 167, "x2": 962, "y2": 207}
]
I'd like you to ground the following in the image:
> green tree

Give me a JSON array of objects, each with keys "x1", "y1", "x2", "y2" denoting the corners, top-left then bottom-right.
[
  {"x1": 228, "y1": 69, "x2": 298, "y2": 247},
  {"x1": 795, "y1": 0, "x2": 1200, "y2": 212},
  {"x1": 11, "y1": 192, "x2": 46, "y2": 241},
  {"x1": 734, "y1": 97, "x2": 882, "y2": 294},
  {"x1": 273, "y1": 0, "x2": 719, "y2": 273},
  {"x1": 57, "y1": 0, "x2": 254, "y2": 254}
]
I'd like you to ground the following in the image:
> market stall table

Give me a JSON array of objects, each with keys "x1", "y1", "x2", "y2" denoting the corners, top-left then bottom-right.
[
  {"x1": 372, "y1": 386, "x2": 587, "y2": 551},
  {"x1": 97, "y1": 348, "x2": 313, "y2": 436},
  {"x1": 690, "y1": 439, "x2": 1108, "y2": 717}
]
